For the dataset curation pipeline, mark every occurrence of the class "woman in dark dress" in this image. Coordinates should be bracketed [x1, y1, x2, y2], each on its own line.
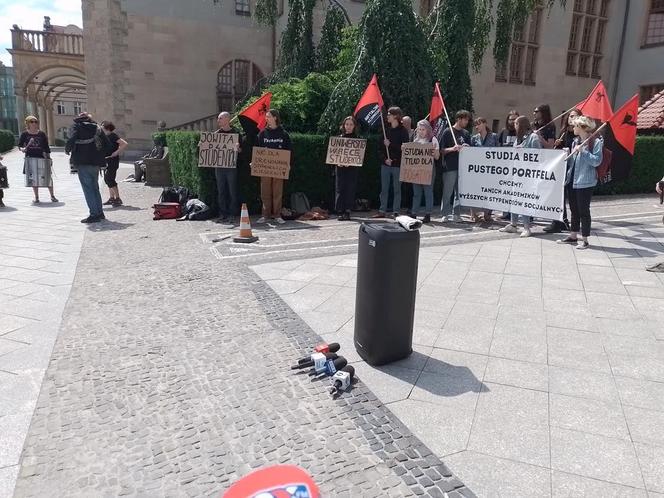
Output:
[101, 121, 128, 206]
[18, 115, 57, 204]
[334, 116, 361, 221]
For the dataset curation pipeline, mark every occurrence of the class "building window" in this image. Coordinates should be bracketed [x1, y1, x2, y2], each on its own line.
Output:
[235, 0, 250, 16]
[640, 83, 664, 104]
[217, 59, 264, 111]
[73, 101, 83, 115]
[56, 101, 65, 115]
[566, 0, 610, 77]
[495, 9, 541, 85]
[644, 0, 664, 46]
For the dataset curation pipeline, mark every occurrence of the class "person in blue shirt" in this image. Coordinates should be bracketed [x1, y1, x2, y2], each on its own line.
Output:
[557, 115, 603, 250]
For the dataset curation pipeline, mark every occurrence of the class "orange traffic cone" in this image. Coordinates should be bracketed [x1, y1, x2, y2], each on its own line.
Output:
[233, 203, 259, 243]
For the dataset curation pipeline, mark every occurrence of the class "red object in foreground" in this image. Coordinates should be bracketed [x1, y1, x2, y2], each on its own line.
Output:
[314, 342, 339, 354]
[576, 80, 613, 122]
[223, 465, 320, 498]
[152, 202, 182, 220]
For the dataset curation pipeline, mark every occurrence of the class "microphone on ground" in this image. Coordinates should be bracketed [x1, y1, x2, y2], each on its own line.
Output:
[329, 365, 355, 396]
[309, 356, 347, 377]
[291, 352, 338, 371]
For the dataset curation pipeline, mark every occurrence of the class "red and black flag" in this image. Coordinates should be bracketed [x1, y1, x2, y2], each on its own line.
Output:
[239, 92, 272, 137]
[603, 94, 638, 182]
[354, 74, 385, 128]
[576, 81, 613, 122]
[429, 82, 449, 140]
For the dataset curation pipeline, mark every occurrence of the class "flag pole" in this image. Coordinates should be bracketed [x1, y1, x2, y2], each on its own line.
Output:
[379, 112, 391, 161]
[437, 84, 457, 146]
[563, 122, 607, 161]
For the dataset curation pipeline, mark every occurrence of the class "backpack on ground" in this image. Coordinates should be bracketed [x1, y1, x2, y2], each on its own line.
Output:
[159, 186, 190, 205]
[290, 192, 311, 215]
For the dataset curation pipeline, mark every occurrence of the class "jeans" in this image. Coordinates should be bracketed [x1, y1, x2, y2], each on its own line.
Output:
[510, 212, 532, 228]
[568, 185, 594, 237]
[335, 166, 359, 213]
[215, 167, 238, 217]
[379, 165, 401, 214]
[77, 165, 103, 217]
[441, 170, 460, 217]
[411, 170, 435, 215]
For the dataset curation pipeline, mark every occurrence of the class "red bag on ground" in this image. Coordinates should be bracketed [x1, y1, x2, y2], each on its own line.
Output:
[223, 465, 320, 498]
[153, 202, 181, 220]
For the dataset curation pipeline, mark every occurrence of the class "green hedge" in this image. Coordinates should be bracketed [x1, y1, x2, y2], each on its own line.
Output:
[0, 129, 14, 153]
[596, 137, 664, 195]
[162, 133, 664, 214]
[164, 131, 385, 214]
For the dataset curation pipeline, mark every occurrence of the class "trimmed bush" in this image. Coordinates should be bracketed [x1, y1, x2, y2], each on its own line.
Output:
[0, 129, 14, 153]
[596, 137, 664, 195]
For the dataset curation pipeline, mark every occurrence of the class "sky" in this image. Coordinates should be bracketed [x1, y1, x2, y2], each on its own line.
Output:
[0, 0, 82, 67]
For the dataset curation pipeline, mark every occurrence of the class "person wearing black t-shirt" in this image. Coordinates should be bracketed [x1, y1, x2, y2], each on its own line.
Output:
[256, 109, 291, 224]
[374, 106, 410, 218]
[18, 115, 57, 204]
[101, 121, 128, 207]
[334, 116, 361, 221]
[441, 110, 472, 222]
[497, 110, 519, 147]
[533, 104, 556, 149]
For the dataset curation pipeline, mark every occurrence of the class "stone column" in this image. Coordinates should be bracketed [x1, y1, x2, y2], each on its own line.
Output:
[15, 89, 28, 127]
[46, 105, 55, 145]
[37, 105, 47, 137]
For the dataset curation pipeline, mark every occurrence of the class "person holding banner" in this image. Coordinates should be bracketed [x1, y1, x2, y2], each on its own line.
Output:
[441, 110, 472, 222]
[498, 110, 519, 147]
[374, 107, 410, 219]
[215, 111, 241, 223]
[335, 116, 361, 221]
[408, 120, 440, 224]
[543, 108, 583, 233]
[470, 117, 498, 222]
[499, 116, 541, 237]
[557, 116, 603, 250]
[533, 104, 556, 149]
[256, 109, 291, 224]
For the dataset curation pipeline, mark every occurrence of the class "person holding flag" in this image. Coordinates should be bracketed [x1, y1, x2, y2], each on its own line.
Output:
[441, 110, 472, 223]
[375, 107, 410, 218]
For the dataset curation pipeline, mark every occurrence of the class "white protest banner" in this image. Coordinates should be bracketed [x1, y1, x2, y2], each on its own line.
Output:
[458, 147, 566, 221]
[325, 137, 367, 167]
[198, 132, 238, 168]
[399, 142, 435, 185]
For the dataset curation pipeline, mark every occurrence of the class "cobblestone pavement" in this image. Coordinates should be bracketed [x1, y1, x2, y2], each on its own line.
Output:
[254, 198, 664, 497]
[6, 153, 478, 497]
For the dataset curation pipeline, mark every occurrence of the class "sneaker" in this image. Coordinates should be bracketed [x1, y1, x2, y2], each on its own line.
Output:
[32, 199, 40, 204]
[256, 216, 267, 224]
[646, 262, 664, 273]
[392, 213, 399, 219]
[452, 215, 463, 222]
[50, 196, 59, 203]
[103, 198, 115, 205]
[557, 236, 578, 244]
[371, 212, 386, 218]
[520, 229, 532, 238]
[441, 215, 452, 223]
[576, 240, 589, 250]
[112, 198, 123, 206]
[80, 215, 103, 223]
[275, 217, 286, 225]
[422, 214, 431, 224]
[499, 224, 518, 233]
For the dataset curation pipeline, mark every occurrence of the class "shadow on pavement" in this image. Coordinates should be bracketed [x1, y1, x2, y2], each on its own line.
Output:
[86, 220, 134, 232]
[34, 202, 65, 208]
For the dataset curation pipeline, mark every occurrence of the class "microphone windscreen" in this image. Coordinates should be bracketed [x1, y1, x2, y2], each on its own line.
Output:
[328, 342, 341, 353]
[342, 365, 355, 378]
[333, 357, 348, 370]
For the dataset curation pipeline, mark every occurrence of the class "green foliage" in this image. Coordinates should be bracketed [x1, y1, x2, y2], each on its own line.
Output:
[242, 73, 336, 134]
[254, 0, 278, 26]
[276, 0, 316, 79]
[0, 129, 14, 152]
[596, 137, 664, 195]
[316, 6, 347, 73]
[319, 0, 434, 133]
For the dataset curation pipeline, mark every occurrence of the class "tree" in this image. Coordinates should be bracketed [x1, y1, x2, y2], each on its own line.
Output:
[318, 0, 434, 132]
[316, 6, 347, 73]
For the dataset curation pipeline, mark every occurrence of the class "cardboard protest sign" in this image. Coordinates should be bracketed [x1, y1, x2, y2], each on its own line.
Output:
[458, 147, 566, 221]
[325, 137, 367, 167]
[399, 142, 435, 185]
[198, 132, 238, 168]
[251, 147, 291, 180]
